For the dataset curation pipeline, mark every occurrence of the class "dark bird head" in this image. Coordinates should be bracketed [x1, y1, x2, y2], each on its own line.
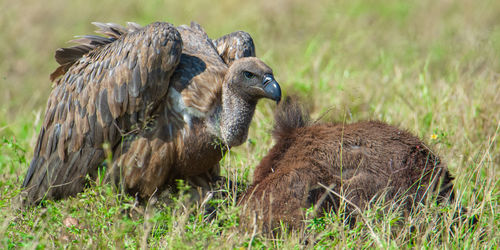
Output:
[217, 57, 281, 147]
[224, 57, 281, 104]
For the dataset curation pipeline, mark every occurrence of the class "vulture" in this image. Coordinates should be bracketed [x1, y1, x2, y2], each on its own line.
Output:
[239, 97, 456, 232]
[21, 21, 281, 205]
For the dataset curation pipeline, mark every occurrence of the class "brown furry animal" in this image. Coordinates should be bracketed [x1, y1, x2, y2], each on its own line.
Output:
[239, 97, 455, 232]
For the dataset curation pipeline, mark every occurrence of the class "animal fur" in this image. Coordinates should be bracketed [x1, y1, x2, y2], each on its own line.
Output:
[239, 97, 455, 232]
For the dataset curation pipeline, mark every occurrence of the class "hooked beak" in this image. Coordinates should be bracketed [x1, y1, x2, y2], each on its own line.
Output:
[262, 74, 281, 103]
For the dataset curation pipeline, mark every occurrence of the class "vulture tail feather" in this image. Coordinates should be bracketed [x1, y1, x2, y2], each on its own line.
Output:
[50, 22, 143, 82]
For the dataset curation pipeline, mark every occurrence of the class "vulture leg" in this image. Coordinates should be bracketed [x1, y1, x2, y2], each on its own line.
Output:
[212, 31, 256, 64]
[184, 164, 221, 202]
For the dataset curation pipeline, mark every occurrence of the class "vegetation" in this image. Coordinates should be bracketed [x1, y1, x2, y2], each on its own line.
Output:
[1, 0, 498, 248]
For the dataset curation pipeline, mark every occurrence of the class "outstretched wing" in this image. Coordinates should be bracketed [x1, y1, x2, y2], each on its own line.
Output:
[112, 22, 230, 199]
[212, 30, 256, 65]
[22, 22, 183, 205]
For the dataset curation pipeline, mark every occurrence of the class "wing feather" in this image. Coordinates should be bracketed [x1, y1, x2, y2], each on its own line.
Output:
[212, 31, 256, 64]
[22, 22, 183, 205]
[174, 28, 256, 116]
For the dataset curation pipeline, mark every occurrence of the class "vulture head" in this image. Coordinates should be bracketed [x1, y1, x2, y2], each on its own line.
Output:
[218, 57, 281, 147]
[224, 57, 281, 102]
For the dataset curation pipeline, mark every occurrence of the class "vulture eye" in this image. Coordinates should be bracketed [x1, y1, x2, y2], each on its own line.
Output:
[243, 71, 255, 80]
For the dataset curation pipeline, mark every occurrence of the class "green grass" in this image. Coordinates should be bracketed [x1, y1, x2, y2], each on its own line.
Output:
[1, 0, 499, 248]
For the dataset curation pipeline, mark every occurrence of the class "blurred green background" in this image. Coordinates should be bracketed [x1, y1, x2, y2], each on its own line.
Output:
[1, 0, 499, 120]
[0, 0, 498, 248]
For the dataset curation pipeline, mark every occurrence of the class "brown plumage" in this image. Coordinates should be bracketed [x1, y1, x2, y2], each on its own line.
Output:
[21, 21, 281, 205]
[239, 97, 455, 232]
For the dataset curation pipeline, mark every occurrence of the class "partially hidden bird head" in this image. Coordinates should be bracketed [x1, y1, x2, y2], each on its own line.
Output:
[224, 57, 281, 104]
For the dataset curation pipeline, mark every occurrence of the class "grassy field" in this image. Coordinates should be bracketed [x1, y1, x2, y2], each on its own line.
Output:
[1, 0, 499, 248]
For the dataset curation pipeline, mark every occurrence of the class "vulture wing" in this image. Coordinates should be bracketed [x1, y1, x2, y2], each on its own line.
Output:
[212, 30, 256, 65]
[22, 22, 183, 204]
